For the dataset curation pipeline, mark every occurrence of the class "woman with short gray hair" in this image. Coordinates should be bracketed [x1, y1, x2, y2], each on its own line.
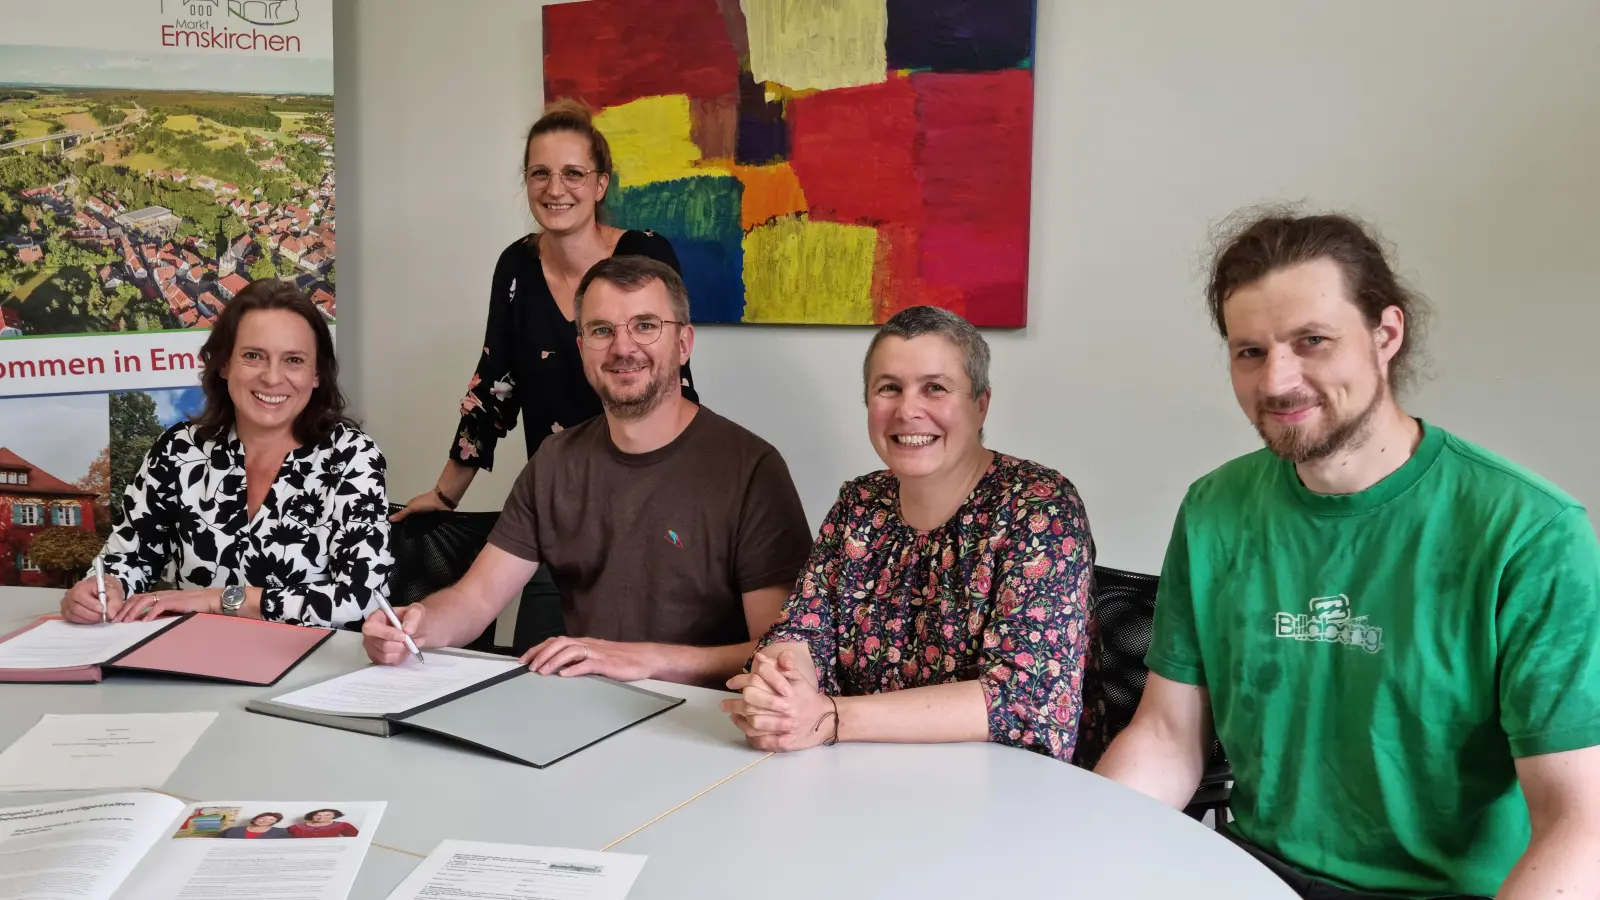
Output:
[724, 306, 1098, 763]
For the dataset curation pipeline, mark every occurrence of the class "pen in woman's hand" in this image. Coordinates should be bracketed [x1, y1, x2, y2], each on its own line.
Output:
[94, 557, 108, 624]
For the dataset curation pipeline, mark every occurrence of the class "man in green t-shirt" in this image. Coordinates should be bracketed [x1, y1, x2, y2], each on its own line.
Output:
[1095, 210, 1600, 899]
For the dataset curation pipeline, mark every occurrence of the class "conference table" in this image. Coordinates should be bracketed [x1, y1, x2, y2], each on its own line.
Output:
[0, 585, 1296, 899]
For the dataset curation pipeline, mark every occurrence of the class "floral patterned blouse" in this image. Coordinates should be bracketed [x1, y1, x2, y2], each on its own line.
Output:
[757, 454, 1098, 762]
[101, 422, 393, 630]
[449, 231, 700, 470]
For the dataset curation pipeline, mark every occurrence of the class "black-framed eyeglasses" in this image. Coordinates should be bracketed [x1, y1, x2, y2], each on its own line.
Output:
[581, 314, 685, 351]
[525, 165, 599, 189]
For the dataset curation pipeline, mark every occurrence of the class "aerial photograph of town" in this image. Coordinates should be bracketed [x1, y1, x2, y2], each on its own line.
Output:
[0, 77, 335, 339]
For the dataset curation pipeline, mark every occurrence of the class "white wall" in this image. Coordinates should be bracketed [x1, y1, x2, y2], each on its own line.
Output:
[340, 0, 1600, 574]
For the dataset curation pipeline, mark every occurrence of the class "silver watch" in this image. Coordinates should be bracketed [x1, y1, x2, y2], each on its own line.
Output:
[220, 585, 246, 616]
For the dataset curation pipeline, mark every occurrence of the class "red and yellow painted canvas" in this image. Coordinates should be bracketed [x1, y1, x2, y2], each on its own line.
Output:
[543, 0, 1037, 326]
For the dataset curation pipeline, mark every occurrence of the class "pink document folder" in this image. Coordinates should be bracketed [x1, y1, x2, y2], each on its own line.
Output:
[0, 614, 332, 686]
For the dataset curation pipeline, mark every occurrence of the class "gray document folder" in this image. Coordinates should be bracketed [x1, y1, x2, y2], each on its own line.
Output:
[390, 672, 683, 768]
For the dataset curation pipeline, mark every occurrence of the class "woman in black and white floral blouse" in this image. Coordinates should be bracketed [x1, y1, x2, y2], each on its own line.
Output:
[59, 280, 393, 630]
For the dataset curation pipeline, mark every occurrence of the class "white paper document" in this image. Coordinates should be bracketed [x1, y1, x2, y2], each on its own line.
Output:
[0, 619, 178, 670]
[0, 712, 217, 792]
[0, 792, 179, 900]
[385, 840, 647, 900]
[0, 793, 385, 900]
[269, 654, 523, 717]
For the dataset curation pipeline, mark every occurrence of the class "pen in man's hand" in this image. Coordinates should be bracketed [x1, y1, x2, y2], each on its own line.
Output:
[374, 594, 425, 663]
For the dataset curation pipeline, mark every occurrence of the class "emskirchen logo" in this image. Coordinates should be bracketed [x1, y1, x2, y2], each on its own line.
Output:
[228, 0, 299, 26]
[1274, 593, 1384, 654]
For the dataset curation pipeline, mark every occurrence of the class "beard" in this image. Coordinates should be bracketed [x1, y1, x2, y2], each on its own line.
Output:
[1254, 375, 1387, 464]
[597, 355, 677, 420]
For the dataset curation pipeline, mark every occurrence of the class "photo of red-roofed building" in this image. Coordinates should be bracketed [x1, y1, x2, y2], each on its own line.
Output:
[299, 249, 329, 274]
[196, 290, 222, 321]
[0, 448, 100, 587]
[311, 287, 336, 319]
[218, 273, 250, 300]
[164, 282, 198, 326]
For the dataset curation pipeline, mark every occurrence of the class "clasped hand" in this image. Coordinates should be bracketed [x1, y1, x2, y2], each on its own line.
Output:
[721, 650, 837, 752]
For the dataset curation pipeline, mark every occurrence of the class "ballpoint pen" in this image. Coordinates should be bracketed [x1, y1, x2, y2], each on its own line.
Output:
[373, 593, 424, 663]
[94, 556, 108, 623]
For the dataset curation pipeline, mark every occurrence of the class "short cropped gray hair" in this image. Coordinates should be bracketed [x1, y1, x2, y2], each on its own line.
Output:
[862, 305, 991, 400]
[574, 255, 691, 325]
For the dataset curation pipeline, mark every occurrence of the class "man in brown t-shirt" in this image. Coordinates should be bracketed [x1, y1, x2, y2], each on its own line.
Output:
[362, 256, 813, 687]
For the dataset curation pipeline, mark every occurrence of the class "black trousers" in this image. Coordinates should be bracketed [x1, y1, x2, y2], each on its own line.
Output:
[1221, 830, 1490, 900]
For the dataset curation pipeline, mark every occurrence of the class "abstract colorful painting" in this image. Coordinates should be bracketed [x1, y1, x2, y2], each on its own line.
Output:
[543, 0, 1037, 326]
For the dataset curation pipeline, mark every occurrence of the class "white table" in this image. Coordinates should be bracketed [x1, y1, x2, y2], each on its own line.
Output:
[0, 586, 1295, 898]
[613, 743, 1296, 899]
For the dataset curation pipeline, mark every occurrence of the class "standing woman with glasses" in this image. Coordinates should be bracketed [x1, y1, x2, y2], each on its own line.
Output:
[392, 98, 700, 520]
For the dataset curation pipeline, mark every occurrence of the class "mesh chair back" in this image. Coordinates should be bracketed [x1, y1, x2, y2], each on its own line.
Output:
[1085, 564, 1229, 777]
[384, 506, 566, 650]
[387, 507, 501, 607]
[1089, 565, 1161, 744]
[385, 506, 567, 654]
[385, 507, 502, 649]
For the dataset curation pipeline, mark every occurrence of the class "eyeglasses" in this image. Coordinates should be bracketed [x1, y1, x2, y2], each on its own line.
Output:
[525, 165, 599, 189]
[581, 314, 685, 351]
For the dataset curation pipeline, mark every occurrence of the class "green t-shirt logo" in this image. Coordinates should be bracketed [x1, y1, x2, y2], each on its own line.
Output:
[1273, 593, 1384, 654]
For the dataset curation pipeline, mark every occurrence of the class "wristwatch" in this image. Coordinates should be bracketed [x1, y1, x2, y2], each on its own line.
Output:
[220, 585, 246, 616]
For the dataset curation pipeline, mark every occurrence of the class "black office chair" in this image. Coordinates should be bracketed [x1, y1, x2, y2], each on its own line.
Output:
[386, 505, 565, 655]
[1085, 565, 1233, 822]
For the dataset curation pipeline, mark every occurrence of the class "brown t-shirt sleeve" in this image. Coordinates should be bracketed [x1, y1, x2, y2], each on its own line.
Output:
[486, 453, 542, 563]
[734, 449, 814, 595]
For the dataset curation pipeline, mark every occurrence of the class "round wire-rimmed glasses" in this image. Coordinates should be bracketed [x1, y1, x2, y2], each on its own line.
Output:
[580, 314, 686, 351]
[524, 165, 600, 189]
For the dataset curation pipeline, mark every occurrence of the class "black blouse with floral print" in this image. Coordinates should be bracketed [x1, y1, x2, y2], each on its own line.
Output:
[101, 422, 393, 630]
[449, 231, 700, 470]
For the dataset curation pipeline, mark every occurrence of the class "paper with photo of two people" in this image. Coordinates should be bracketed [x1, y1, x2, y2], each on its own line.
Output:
[0, 792, 384, 900]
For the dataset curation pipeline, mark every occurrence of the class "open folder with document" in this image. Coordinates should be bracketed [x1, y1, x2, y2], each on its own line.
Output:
[0, 614, 332, 686]
[248, 651, 685, 767]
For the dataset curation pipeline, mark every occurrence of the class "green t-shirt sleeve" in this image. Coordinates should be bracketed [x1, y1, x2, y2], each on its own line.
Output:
[1146, 499, 1207, 687]
[1498, 506, 1600, 758]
